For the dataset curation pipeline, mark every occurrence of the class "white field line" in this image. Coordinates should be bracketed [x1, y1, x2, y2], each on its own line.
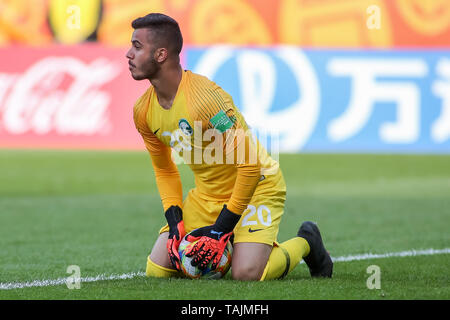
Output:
[300, 247, 450, 264]
[1, 248, 449, 290]
[331, 247, 450, 263]
[0, 271, 146, 290]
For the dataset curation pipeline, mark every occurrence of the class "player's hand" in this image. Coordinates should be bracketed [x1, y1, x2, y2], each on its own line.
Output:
[185, 205, 240, 270]
[165, 205, 185, 271]
[185, 226, 233, 270]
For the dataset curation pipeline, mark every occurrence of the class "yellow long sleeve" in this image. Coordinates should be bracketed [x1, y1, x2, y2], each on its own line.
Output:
[134, 92, 183, 211]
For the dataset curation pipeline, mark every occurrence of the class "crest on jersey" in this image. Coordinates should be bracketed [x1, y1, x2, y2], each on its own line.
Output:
[178, 118, 193, 136]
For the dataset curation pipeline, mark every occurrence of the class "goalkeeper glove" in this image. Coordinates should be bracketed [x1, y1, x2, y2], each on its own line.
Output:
[185, 205, 241, 270]
[165, 205, 185, 271]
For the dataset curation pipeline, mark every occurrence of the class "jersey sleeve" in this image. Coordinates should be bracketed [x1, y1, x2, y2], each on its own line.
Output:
[189, 81, 262, 215]
[133, 92, 183, 212]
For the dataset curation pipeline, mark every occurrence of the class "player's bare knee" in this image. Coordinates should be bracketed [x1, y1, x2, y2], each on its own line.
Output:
[149, 232, 173, 269]
[231, 242, 271, 281]
[231, 263, 264, 281]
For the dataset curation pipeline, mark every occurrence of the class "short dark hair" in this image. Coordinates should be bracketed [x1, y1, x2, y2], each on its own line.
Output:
[131, 13, 183, 55]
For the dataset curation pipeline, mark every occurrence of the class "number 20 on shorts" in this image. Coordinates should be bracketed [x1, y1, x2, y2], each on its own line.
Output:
[241, 205, 272, 227]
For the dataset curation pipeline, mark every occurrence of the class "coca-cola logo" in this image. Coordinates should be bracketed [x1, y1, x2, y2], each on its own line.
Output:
[0, 57, 120, 135]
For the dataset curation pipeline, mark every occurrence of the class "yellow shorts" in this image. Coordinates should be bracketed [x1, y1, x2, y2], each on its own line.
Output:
[159, 171, 286, 246]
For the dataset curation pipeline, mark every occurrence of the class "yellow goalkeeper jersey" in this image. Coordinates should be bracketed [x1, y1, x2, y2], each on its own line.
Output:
[134, 70, 282, 215]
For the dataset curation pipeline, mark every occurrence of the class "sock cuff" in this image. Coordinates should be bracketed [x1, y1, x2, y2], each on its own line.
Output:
[259, 262, 270, 281]
[277, 246, 291, 279]
[146, 256, 179, 278]
[259, 245, 291, 281]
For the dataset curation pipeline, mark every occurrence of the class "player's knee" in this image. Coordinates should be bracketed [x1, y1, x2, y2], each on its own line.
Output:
[231, 263, 265, 281]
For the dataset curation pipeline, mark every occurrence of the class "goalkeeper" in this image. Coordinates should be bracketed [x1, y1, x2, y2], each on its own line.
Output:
[128, 13, 333, 281]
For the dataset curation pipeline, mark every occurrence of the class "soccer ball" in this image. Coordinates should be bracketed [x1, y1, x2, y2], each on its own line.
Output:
[178, 233, 233, 279]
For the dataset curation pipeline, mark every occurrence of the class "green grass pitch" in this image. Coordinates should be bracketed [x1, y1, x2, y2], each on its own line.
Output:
[0, 150, 449, 300]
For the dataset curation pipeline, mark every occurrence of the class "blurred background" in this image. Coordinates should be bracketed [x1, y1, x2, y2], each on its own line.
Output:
[1, 0, 449, 153]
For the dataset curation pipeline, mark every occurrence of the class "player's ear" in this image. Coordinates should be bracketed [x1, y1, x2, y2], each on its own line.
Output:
[154, 48, 168, 63]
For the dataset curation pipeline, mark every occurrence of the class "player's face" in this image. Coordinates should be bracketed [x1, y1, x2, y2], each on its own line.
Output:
[126, 29, 160, 80]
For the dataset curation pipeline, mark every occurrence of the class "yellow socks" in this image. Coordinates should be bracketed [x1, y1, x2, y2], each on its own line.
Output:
[260, 237, 310, 281]
[146, 255, 180, 278]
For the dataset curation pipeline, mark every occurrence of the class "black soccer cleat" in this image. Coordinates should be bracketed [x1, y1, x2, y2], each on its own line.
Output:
[297, 221, 333, 278]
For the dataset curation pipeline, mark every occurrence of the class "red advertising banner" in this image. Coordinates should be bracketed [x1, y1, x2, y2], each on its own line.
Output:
[0, 45, 148, 149]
